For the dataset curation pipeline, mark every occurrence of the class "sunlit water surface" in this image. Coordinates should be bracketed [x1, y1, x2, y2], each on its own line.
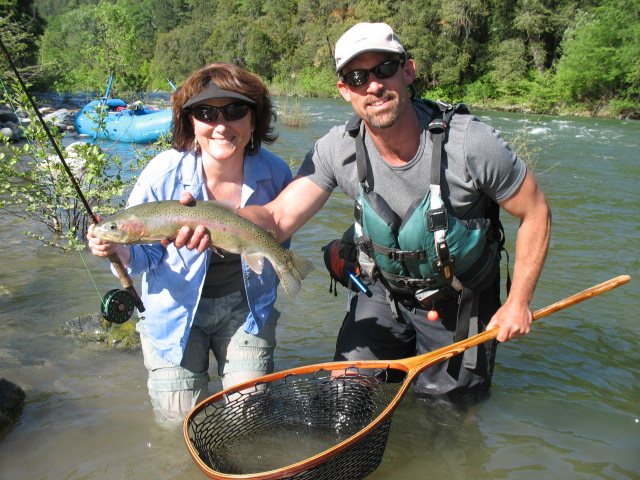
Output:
[0, 97, 638, 479]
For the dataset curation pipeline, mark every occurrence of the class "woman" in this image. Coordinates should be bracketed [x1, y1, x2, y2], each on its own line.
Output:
[87, 63, 293, 422]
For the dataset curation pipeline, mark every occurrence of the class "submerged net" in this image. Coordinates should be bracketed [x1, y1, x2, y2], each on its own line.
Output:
[186, 367, 406, 480]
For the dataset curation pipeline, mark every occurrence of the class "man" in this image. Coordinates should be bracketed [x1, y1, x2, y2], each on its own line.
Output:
[177, 22, 551, 401]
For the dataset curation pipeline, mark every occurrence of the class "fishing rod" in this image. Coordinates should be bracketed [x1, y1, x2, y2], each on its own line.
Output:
[0, 36, 145, 323]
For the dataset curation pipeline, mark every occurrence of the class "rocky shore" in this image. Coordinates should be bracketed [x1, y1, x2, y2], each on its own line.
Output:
[0, 96, 82, 141]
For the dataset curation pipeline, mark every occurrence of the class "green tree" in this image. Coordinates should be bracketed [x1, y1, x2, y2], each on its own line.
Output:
[245, 25, 279, 80]
[33, 0, 97, 18]
[555, 0, 640, 107]
[488, 38, 529, 93]
[262, 0, 299, 79]
[353, 0, 396, 22]
[149, 0, 189, 32]
[89, 1, 142, 86]
[393, 0, 488, 97]
[513, 0, 555, 74]
[38, 1, 143, 91]
[204, 14, 248, 66]
[267, 0, 354, 96]
[293, 0, 354, 71]
[238, 0, 264, 19]
[150, 20, 214, 85]
[0, 0, 45, 80]
[38, 7, 100, 90]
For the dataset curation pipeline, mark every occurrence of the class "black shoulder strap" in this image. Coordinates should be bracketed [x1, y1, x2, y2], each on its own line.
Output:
[346, 115, 361, 137]
[345, 115, 368, 187]
[354, 123, 368, 188]
[427, 100, 469, 186]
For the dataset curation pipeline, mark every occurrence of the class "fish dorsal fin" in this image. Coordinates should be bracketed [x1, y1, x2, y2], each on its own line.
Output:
[266, 229, 277, 240]
[242, 252, 264, 274]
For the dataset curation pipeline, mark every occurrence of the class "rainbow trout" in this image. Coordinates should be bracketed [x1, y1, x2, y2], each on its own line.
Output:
[91, 200, 314, 298]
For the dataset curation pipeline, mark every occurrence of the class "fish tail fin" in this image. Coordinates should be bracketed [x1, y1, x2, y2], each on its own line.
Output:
[290, 252, 315, 282]
[277, 252, 315, 298]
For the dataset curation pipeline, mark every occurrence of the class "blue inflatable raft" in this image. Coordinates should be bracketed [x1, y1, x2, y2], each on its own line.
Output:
[74, 98, 172, 144]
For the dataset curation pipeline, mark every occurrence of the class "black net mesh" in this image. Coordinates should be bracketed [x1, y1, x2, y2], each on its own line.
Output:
[186, 367, 406, 480]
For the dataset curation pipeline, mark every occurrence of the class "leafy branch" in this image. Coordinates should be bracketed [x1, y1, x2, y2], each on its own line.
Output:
[0, 81, 168, 251]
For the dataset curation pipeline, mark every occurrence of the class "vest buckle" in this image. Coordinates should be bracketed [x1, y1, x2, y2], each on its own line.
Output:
[396, 277, 436, 288]
[434, 241, 455, 280]
[386, 249, 426, 262]
[428, 118, 448, 134]
[427, 207, 448, 232]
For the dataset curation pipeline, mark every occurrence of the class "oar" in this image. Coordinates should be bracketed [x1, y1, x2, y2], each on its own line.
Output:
[103, 74, 114, 102]
[93, 74, 115, 141]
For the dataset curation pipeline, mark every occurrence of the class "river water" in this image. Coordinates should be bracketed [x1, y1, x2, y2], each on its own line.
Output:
[0, 97, 638, 479]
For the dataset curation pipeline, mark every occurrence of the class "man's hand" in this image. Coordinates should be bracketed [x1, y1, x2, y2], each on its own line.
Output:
[485, 300, 533, 342]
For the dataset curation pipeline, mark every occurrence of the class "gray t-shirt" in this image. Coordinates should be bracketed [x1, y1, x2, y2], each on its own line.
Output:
[298, 100, 527, 220]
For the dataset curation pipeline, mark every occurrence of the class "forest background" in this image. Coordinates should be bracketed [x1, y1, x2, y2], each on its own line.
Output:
[1, 0, 639, 118]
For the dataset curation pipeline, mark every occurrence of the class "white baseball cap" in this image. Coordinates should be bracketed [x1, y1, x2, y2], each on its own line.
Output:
[334, 23, 406, 73]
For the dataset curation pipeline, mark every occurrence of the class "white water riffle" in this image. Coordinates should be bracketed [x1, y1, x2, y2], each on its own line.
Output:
[0, 98, 638, 479]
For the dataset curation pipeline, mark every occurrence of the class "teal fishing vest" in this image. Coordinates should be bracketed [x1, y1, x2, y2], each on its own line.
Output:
[345, 100, 508, 372]
[356, 188, 498, 293]
[350, 100, 502, 297]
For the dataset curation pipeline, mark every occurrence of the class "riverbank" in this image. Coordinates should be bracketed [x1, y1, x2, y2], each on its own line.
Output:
[464, 100, 639, 120]
[268, 84, 639, 120]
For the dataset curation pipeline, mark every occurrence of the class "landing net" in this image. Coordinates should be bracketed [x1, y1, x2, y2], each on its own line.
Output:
[185, 276, 631, 480]
[186, 367, 404, 480]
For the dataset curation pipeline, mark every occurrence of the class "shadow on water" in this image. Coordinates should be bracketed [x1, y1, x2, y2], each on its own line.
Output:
[0, 98, 638, 479]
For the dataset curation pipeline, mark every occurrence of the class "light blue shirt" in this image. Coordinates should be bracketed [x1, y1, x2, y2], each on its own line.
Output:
[122, 148, 292, 365]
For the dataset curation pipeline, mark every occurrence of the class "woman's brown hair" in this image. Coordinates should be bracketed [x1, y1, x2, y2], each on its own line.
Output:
[171, 63, 277, 156]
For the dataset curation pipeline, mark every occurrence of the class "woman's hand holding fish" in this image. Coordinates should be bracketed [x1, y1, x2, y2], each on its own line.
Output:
[87, 222, 131, 266]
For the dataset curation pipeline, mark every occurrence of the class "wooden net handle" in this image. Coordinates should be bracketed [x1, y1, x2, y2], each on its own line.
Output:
[531, 275, 631, 320]
[400, 274, 632, 372]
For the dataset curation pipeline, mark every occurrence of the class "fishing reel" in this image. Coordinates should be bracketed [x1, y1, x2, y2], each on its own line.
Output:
[101, 288, 136, 324]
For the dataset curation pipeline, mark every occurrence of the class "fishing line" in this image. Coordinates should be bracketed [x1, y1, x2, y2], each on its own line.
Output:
[0, 35, 144, 323]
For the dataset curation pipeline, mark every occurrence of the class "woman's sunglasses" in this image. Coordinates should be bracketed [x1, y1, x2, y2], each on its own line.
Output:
[341, 59, 404, 87]
[189, 103, 253, 123]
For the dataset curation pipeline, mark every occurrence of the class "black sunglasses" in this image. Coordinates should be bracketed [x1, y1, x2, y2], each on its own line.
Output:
[341, 59, 405, 87]
[189, 103, 253, 123]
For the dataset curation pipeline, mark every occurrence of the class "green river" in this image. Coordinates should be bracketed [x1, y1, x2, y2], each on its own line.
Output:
[0, 97, 638, 479]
